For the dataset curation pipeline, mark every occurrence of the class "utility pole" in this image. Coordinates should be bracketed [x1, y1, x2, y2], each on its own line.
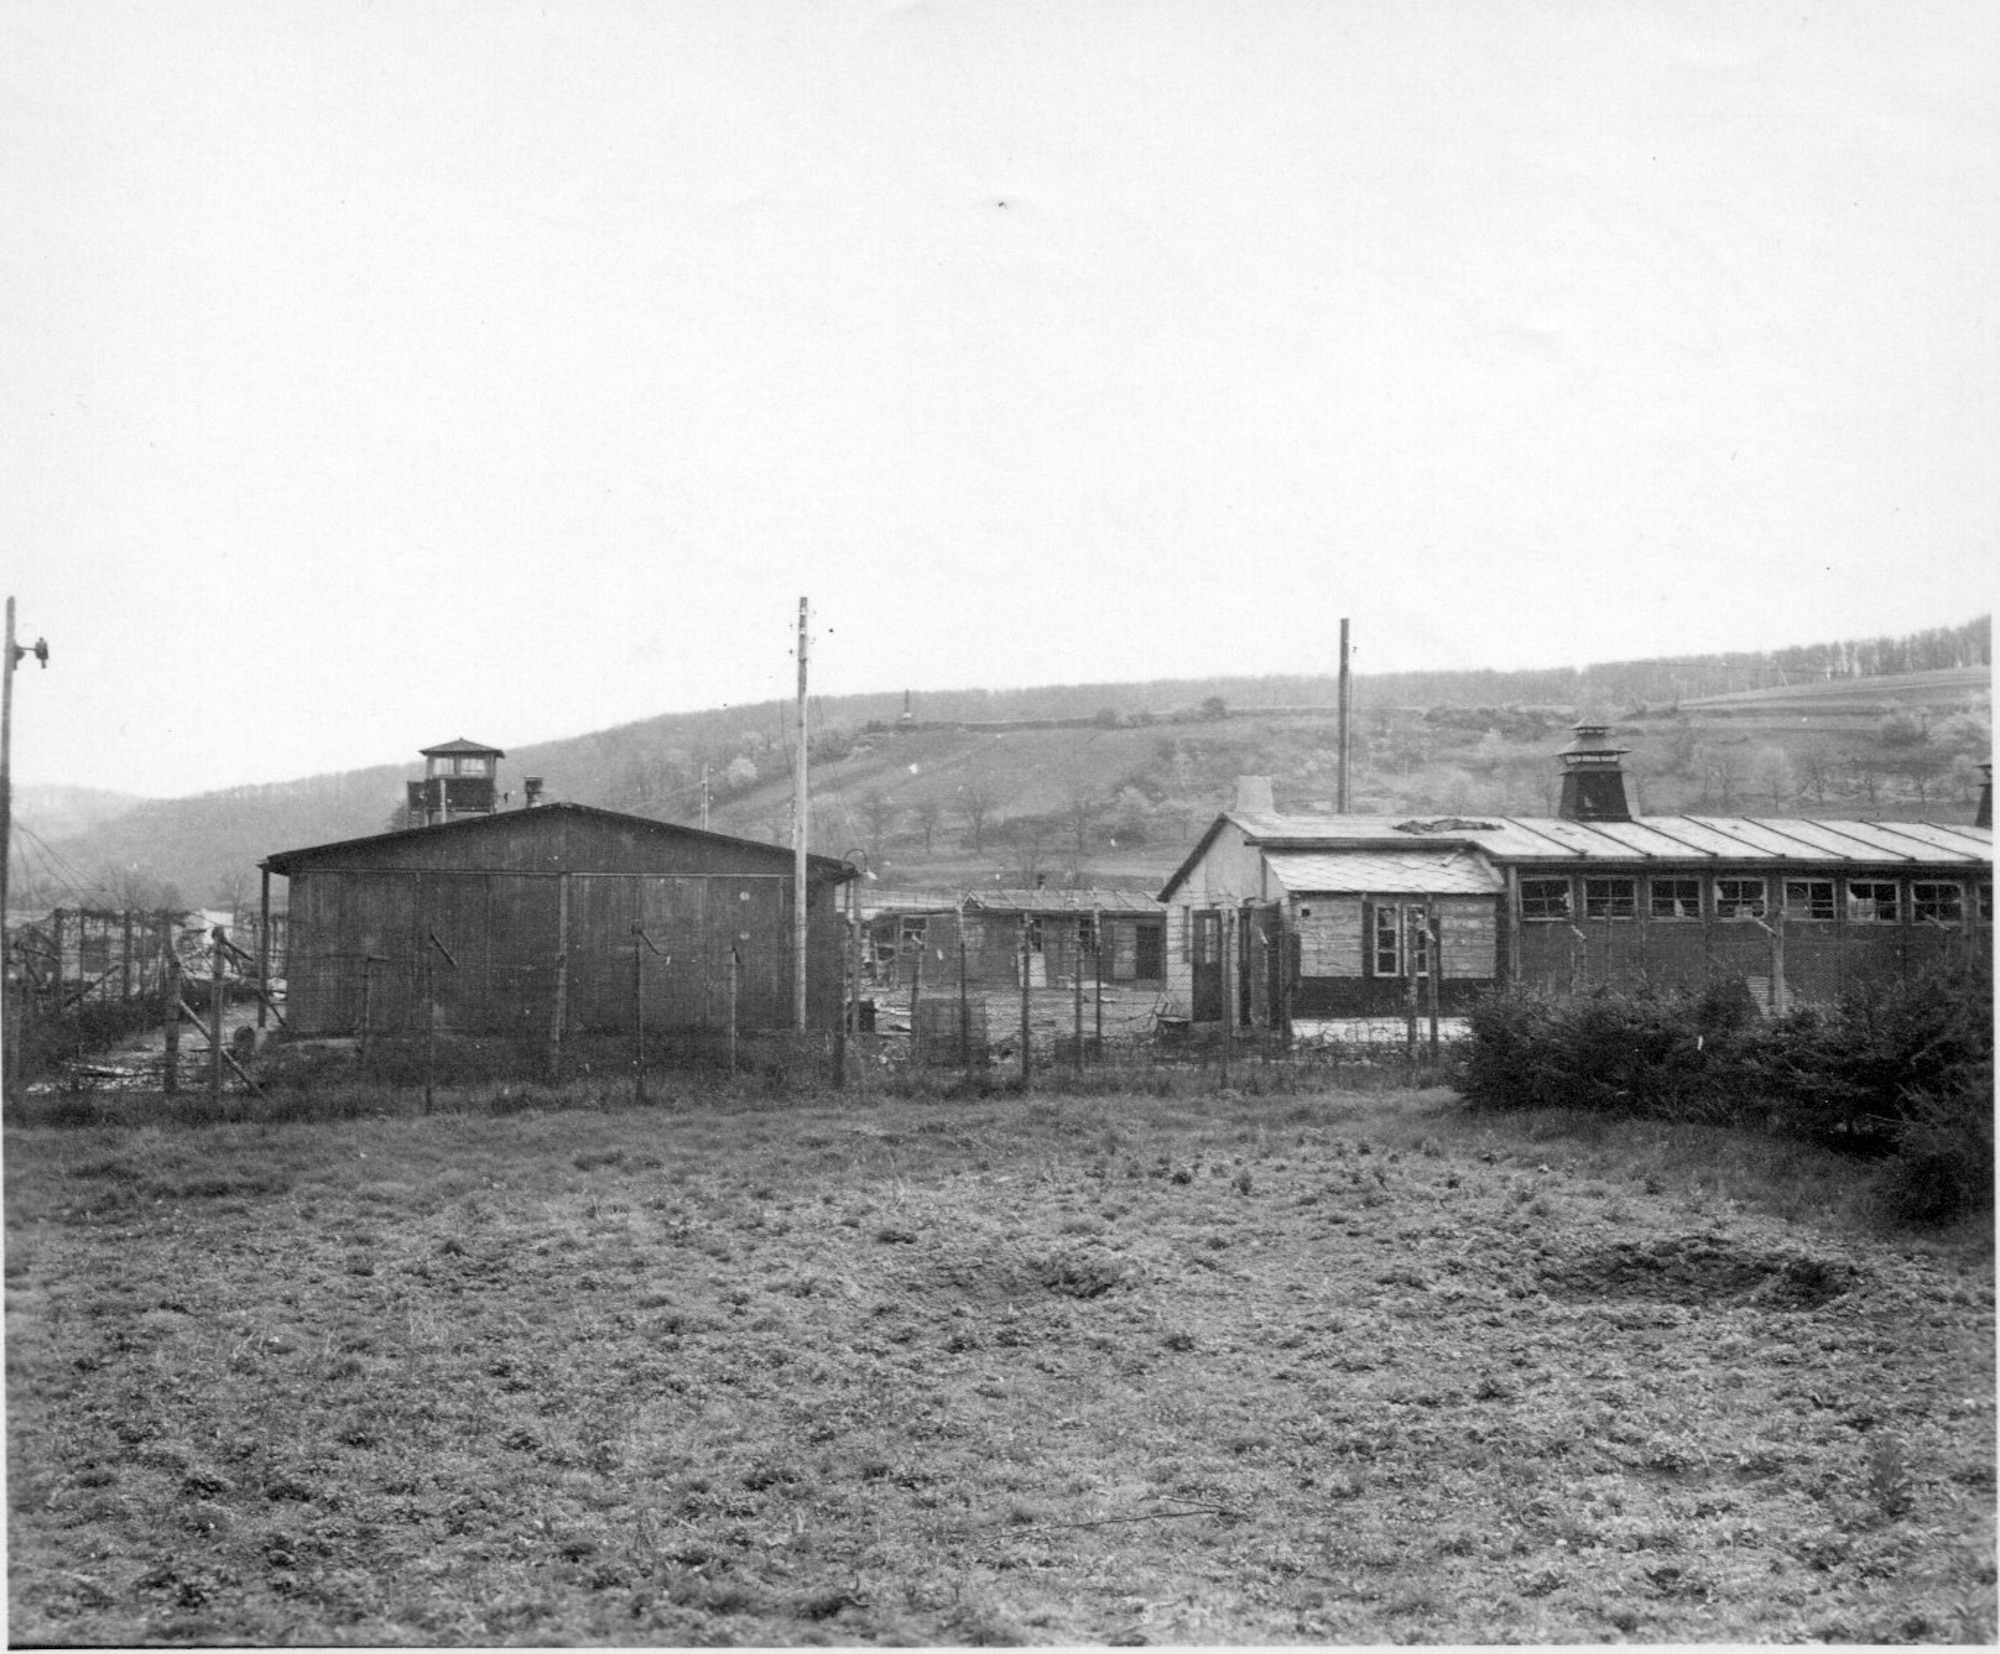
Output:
[793, 597, 810, 1031]
[2, 597, 50, 1098]
[1336, 617, 1351, 813]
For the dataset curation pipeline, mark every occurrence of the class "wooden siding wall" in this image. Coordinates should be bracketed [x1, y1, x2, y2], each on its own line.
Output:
[284, 866, 844, 1037]
[881, 913, 1167, 989]
[1178, 870, 1989, 1023]
[1505, 876, 1991, 1012]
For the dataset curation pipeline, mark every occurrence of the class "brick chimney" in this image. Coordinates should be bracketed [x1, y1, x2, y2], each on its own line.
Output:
[1978, 764, 1992, 830]
[1556, 724, 1632, 823]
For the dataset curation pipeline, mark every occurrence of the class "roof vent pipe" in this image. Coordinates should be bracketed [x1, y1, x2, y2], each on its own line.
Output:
[1555, 724, 1633, 823]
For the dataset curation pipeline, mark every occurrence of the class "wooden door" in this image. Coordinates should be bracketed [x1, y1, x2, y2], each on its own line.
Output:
[1191, 909, 1223, 1022]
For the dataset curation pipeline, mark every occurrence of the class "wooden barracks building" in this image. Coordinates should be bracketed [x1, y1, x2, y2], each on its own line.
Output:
[262, 740, 855, 1043]
[1159, 728, 1993, 1027]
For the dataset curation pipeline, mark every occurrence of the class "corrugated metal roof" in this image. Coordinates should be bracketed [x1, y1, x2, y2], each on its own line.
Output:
[858, 888, 960, 916]
[1853, 820, 1995, 861]
[1266, 851, 1504, 895]
[968, 888, 1164, 914]
[1225, 810, 1991, 867]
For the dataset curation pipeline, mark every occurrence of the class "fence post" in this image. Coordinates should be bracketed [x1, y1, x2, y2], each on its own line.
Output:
[209, 928, 226, 1104]
[1771, 907, 1787, 1016]
[549, 873, 570, 1083]
[1019, 917, 1032, 1088]
[1404, 908, 1420, 1083]
[1426, 903, 1442, 1070]
[1073, 926, 1085, 1072]
[256, 869, 270, 1032]
[958, 927, 970, 1070]
[632, 927, 647, 1106]
[1093, 911, 1103, 1052]
[426, 943, 438, 1114]
[1220, 908, 1234, 1088]
[728, 947, 739, 1077]
[359, 956, 376, 1060]
[163, 948, 181, 1096]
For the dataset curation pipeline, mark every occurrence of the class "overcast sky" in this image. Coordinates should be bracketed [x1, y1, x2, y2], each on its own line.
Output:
[3, 0, 1994, 799]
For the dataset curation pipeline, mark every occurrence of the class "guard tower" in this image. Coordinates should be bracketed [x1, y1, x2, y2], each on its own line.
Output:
[1555, 723, 1632, 823]
[407, 737, 505, 827]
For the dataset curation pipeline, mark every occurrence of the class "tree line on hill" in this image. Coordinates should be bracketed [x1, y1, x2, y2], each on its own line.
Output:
[8, 614, 1988, 913]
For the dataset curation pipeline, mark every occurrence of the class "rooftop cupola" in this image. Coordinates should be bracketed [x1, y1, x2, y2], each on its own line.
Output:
[407, 737, 505, 827]
[1556, 723, 1632, 823]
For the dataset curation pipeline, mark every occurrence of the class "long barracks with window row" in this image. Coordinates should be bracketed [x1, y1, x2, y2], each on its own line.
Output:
[1158, 729, 1992, 1026]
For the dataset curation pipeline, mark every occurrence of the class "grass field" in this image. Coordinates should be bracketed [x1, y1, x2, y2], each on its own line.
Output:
[6, 1084, 1994, 1645]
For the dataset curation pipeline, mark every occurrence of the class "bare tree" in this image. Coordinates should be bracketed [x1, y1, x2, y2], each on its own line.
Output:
[910, 796, 943, 855]
[955, 779, 997, 853]
[1695, 743, 1746, 812]
[997, 816, 1055, 887]
[1061, 786, 1105, 872]
[1796, 745, 1839, 808]
[859, 788, 899, 866]
[1752, 747, 1797, 813]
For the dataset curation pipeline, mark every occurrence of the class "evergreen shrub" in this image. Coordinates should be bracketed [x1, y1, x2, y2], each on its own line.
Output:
[1461, 960, 1994, 1225]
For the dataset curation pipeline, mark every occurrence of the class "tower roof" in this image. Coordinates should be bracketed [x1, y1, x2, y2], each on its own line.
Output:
[419, 737, 506, 758]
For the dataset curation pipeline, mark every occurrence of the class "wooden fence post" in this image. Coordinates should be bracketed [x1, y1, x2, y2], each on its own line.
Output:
[1426, 903, 1442, 1068]
[1220, 908, 1234, 1088]
[549, 873, 571, 1082]
[209, 928, 226, 1103]
[163, 949, 181, 1096]
[1019, 917, 1032, 1087]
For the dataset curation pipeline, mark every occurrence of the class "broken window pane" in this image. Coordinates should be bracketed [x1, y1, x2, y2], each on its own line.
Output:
[1847, 880, 1899, 923]
[1714, 878, 1767, 920]
[1519, 878, 1571, 921]
[1649, 877, 1702, 920]
[1583, 877, 1637, 919]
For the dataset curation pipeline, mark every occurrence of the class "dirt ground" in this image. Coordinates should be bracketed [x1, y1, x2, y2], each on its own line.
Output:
[5, 1087, 1991, 1645]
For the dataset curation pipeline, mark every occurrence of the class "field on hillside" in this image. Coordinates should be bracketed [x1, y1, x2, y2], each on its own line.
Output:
[7, 1089, 1993, 1646]
[1676, 667, 1992, 720]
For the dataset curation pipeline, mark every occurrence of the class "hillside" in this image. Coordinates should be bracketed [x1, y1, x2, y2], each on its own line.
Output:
[13, 657, 1987, 914]
[9, 785, 151, 845]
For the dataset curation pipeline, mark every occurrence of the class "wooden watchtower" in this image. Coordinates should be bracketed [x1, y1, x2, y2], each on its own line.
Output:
[406, 737, 505, 828]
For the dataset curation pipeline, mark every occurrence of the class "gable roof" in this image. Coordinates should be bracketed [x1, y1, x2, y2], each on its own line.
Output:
[1265, 850, 1505, 896]
[262, 801, 857, 881]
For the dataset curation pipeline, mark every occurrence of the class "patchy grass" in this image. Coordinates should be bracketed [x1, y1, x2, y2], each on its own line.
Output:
[6, 1087, 1993, 1645]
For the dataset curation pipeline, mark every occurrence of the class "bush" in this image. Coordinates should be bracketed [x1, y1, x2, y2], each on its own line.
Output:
[1461, 962, 1994, 1227]
[1460, 982, 1748, 1119]
[1875, 1054, 1995, 1226]
[1744, 960, 1994, 1152]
